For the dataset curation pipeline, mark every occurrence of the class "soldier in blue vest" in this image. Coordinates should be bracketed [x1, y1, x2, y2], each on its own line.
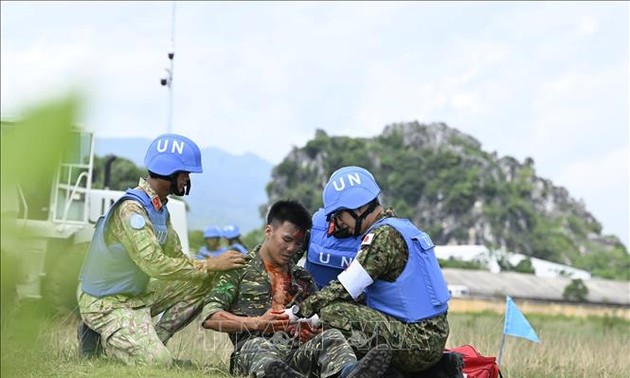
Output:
[77, 133, 247, 366]
[305, 207, 361, 289]
[299, 166, 451, 375]
[202, 200, 393, 378]
[305, 168, 370, 289]
[222, 224, 249, 254]
[196, 226, 227, 259]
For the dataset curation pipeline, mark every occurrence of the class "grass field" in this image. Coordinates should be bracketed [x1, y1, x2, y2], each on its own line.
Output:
[1, 304, 629, 378]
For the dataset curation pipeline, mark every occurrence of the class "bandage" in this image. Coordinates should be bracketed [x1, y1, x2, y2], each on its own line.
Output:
[283, 305, 299, 324]
[337, 260, 374, 300]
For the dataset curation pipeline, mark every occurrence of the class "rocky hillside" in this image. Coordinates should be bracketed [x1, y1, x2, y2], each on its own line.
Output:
[266, 122, 628, 280]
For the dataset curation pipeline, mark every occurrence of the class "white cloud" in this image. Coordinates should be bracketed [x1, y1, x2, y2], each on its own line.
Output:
[577, 15, 598, 36]
[1, 1, 628, 246]
[530, 65, 628, 163]
[556, 147, 629, 242]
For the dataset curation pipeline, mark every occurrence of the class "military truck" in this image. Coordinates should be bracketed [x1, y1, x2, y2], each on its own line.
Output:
[1, 122, 190, 315]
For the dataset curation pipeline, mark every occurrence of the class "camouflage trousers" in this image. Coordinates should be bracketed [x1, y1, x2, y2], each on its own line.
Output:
[234, 328, 357, 377]
[319, 302, 449, 373]
[78, 277, 211, 366]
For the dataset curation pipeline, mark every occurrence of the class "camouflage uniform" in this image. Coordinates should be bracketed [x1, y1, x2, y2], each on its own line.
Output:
[78, 178, 212, 366]
[203, 246, 358, 377]
[300, 210, 450, 373]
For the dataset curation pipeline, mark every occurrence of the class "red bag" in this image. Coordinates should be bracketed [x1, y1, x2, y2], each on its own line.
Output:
[448, 345, 502, 378]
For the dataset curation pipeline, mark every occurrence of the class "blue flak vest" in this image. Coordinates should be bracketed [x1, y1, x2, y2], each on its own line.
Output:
[305, 208, 362, 289]
[364, 217, 451, 323]
[80, 188, 169, 298]
[196, 246, 229, 260]
[229, 243, 248, 254]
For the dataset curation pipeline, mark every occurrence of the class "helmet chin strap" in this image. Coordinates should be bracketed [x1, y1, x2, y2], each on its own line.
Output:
[149, 171, 191, 196]
[170, 175, 191, 196]
[349, 201, 378, 236]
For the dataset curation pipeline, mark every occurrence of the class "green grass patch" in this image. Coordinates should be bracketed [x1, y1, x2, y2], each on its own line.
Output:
[2, 310, 629, 377]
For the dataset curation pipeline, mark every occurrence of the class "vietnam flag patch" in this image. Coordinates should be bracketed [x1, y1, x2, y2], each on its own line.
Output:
[152, 196, 162, 210]
[361, 233, 375, 245]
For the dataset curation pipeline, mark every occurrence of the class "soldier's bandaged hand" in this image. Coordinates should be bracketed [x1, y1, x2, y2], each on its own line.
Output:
[258, 309, 291, 334]
[297, 323, 320, 343]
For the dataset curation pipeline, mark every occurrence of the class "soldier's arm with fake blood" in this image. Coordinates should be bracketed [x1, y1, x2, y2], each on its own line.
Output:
[203, 308, 291, 334]
[299, 225, 407, 317]
[288, 268, 322, 342]
[202, 269, 290, 333]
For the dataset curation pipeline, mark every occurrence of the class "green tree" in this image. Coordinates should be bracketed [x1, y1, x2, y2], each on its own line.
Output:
[438, 257, 485, 270]
[92, 155, 145, 190]
[563, 279, 588, 302]
[514, 257, 535, 274]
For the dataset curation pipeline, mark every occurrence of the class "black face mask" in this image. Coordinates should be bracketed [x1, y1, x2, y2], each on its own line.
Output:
[327, 220, 354, 239]
[327, 201, 379, 238]
[170, 174, 191, 196]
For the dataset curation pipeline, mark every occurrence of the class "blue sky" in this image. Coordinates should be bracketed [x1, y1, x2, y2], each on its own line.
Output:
[1, 1, 628, 246]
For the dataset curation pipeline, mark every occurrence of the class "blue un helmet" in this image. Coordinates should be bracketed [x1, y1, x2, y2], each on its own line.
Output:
[144, 133, 203, 176]
[323, 166, 380, 217]
[223, 224, 241, 239]
[323, 166, 381, 235]
[203, 226, 222, 239]
[144, 133, 202, 196]
[328, 165, 376, 183]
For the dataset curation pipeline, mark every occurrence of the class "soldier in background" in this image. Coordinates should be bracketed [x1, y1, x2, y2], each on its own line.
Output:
[222, 224, 249, 254]
[202, 200, 392, 378]
[77, 133, 246, 365]
[196, 226, 226, 259]
[299, 166, 452, 375]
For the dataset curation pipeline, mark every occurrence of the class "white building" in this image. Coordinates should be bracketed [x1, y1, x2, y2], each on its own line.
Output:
[435, 245, 591, 280]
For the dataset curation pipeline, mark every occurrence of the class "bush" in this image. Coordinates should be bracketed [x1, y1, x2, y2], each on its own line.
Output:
[563, 279, 588, 302]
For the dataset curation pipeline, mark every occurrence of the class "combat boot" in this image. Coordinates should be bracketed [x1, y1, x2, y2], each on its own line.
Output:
[263, 360, 306, 378]
[342, 344, 392, 378]
[77, 320, 103, 358]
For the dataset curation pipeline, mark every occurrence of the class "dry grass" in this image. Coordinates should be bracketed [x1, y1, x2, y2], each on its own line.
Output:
[447, 312, 630, 378]
[2, 306, 629, 377]
[449, 297, 630, 320]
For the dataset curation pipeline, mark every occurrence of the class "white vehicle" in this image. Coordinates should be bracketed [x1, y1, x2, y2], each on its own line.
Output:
[1, 124, 189, 314]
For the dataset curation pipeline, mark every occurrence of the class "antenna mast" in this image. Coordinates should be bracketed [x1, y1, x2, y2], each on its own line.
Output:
[160, 1, 176, 133]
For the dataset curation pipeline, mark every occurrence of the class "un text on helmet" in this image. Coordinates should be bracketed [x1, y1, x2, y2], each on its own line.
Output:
[156, 139, 185, 154]
[332, 173, 361, 191]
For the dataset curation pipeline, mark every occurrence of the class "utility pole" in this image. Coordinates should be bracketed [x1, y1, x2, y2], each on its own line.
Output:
[160, 1, 176, 133]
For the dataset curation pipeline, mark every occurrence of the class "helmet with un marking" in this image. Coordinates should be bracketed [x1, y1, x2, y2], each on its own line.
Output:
[223, 225, 241, 239]
[203, 226, 222, 239]
[323, 166, 380, 218]
[144, 133, 203, 175]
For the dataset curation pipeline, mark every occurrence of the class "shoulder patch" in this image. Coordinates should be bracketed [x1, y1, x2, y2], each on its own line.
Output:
[129, 214, 146, 230]
[417, 232, 435, 250]
[361, 233, 375, 246]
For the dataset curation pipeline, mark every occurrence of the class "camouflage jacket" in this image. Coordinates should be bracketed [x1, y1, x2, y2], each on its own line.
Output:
[204, 245, 318, 346]
[83, 178, 208, 309]
[300, 209, 409, 317]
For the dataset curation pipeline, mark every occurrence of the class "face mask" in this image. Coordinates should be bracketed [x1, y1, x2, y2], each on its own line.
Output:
[170, 174, 191, 196]
[327, 220, 353, 238]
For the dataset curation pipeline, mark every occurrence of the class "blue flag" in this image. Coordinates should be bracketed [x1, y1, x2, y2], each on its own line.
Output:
[503, 296, 540, 342]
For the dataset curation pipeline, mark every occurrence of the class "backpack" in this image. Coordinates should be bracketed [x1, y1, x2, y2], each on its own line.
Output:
[448, 345, 502, 378]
